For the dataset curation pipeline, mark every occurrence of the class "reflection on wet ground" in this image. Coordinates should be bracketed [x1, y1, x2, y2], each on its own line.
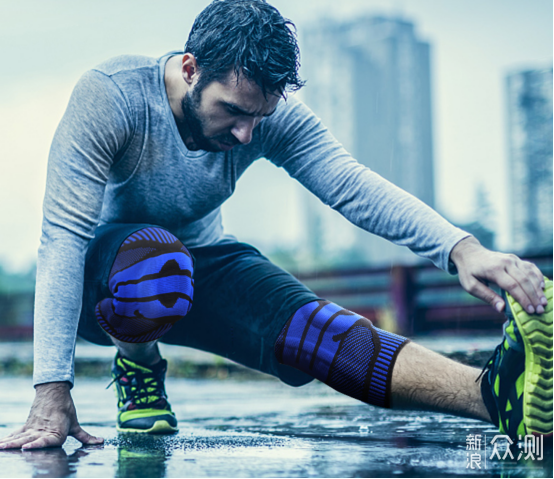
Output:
[1, 377, 552, 478]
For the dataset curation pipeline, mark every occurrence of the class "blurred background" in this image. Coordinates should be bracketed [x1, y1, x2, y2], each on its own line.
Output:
[0, 0, 552, 340]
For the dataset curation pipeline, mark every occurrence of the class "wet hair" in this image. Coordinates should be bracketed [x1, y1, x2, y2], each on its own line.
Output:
[184, 0, 305, 96]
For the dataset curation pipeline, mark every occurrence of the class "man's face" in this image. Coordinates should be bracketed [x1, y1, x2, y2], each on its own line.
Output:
[180, 71, 281, 153]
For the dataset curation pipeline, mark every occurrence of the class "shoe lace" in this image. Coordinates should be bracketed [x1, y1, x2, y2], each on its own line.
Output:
[107, 366, 165, 407]
[476, 342, 502, 383]
[476, 318, 522, 385]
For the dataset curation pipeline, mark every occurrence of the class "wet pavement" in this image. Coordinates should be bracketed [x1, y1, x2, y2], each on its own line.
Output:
[0, 376, 552, 478]
[0, 335, 503, 378]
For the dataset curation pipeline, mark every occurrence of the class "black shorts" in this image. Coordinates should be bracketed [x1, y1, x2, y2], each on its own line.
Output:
[78, 223, 319, 386]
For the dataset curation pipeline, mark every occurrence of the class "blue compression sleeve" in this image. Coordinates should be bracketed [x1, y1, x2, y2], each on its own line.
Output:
[96, 227, 194, 343]
[275, 300, 409, 407]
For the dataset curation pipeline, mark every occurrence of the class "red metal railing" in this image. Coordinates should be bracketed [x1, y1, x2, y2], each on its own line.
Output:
[296, 254, 553, 335]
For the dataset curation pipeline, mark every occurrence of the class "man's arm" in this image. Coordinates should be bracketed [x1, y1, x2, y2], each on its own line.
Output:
[262, 97, 547, 311]
[0, 69, 133, 449]
[262, 97, 468, 272]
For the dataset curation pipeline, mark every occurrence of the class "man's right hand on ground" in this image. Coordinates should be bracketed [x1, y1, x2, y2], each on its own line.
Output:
[0, 382, 104, 450]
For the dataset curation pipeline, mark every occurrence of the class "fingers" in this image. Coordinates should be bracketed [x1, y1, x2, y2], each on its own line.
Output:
[0, 435, 26, 450]
[0, 431, 33, 449]
[1, 426, 25, 440]
[0, 427, 102, 450]
[518, 262, 547, 312]
[500, 257, 546, 314]
[464, 277, 505, 312]
[70, 426, 104, 446]
[460, 252, 547, 315]
[0, 430, 64, 450]
[21, 434, 66, 450]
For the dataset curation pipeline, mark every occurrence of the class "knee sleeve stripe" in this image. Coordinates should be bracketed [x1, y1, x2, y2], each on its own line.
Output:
[124, 227, 181, 245]
[275, 300, 409, 408]
[114, 274, 193, 299]
[111, 247, 156, 275]
[280, 300, 364, 380]
[112, 296, 192, 320]
[367, 328, 408, 406]
[96, 299, 161, 337]
[280, 301, 365, 382]
[96, 303, 173, 343]
[310, 309, 359, 370]
[96, 227, 194, 343]
[109, 252, 193, 291]
[291, 302, 346, 370]
[296, 301, 327, 362]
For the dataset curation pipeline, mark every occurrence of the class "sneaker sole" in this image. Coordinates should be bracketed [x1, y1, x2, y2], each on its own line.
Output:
[116, 420, 179, 434]
[507, 280, 553, 436]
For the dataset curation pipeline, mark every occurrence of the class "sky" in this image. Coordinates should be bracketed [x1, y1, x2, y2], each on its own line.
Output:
[0, 0, 552, 272]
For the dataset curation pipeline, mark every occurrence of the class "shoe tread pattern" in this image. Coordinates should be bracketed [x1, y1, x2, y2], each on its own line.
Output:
[507, 280, 553, 435]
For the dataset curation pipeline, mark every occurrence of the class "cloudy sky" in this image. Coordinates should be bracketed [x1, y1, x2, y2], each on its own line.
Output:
[0, 0, 551, 271]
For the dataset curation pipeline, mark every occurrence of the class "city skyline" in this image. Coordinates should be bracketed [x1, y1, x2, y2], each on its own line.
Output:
[506, 67, 553, 254]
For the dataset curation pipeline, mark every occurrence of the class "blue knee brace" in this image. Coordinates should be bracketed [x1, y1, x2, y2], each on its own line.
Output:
[275, 300, 409, 407]
[96, 227, 194, 343]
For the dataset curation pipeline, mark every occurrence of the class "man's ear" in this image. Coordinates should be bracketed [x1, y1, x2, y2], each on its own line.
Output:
[181, 53, 199, 86]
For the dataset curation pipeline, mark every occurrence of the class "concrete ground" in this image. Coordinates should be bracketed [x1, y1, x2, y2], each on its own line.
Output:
[0, 336, 552, 477]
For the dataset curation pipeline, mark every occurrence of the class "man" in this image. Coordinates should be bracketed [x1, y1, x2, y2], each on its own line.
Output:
[0, 0, 551, 449]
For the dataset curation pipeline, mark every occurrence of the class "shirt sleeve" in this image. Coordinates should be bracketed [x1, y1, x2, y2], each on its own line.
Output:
[261, 96, 470, 273]
[33, 69, 133, 387]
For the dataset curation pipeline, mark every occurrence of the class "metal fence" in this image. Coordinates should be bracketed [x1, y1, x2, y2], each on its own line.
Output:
[297, 254, 553, 335]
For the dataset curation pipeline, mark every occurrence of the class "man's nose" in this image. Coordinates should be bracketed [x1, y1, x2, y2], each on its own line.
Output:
[231, 118, 257, 145]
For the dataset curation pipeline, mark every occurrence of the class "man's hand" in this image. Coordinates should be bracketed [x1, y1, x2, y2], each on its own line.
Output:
[0, 382, 104, 450]
[450, 236, 547, 314]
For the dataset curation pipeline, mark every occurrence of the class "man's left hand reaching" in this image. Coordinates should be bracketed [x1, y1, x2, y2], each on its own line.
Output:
[450, 236, 547, 314]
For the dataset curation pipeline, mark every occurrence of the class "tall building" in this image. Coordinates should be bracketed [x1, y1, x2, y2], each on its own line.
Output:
[300, 16, 435, 267]
[506, 68, 553, 254]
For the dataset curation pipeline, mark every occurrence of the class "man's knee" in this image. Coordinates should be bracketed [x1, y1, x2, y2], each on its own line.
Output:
[274, 300, 409, 407]
[96, 227, 194, 343]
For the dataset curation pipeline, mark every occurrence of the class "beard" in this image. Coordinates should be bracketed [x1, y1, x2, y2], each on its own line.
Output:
[180, 88, 238, 153]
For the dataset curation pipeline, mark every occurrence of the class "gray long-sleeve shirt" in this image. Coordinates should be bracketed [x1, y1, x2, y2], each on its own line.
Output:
[34, 53, 469, 386]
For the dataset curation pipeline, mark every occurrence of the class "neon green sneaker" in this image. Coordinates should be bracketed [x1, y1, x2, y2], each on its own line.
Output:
[480, 278, 553, 441]
[110, 353, 178, 434]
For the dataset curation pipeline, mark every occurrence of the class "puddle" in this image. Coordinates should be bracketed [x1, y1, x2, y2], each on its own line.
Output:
[0, 377, 552, 477]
